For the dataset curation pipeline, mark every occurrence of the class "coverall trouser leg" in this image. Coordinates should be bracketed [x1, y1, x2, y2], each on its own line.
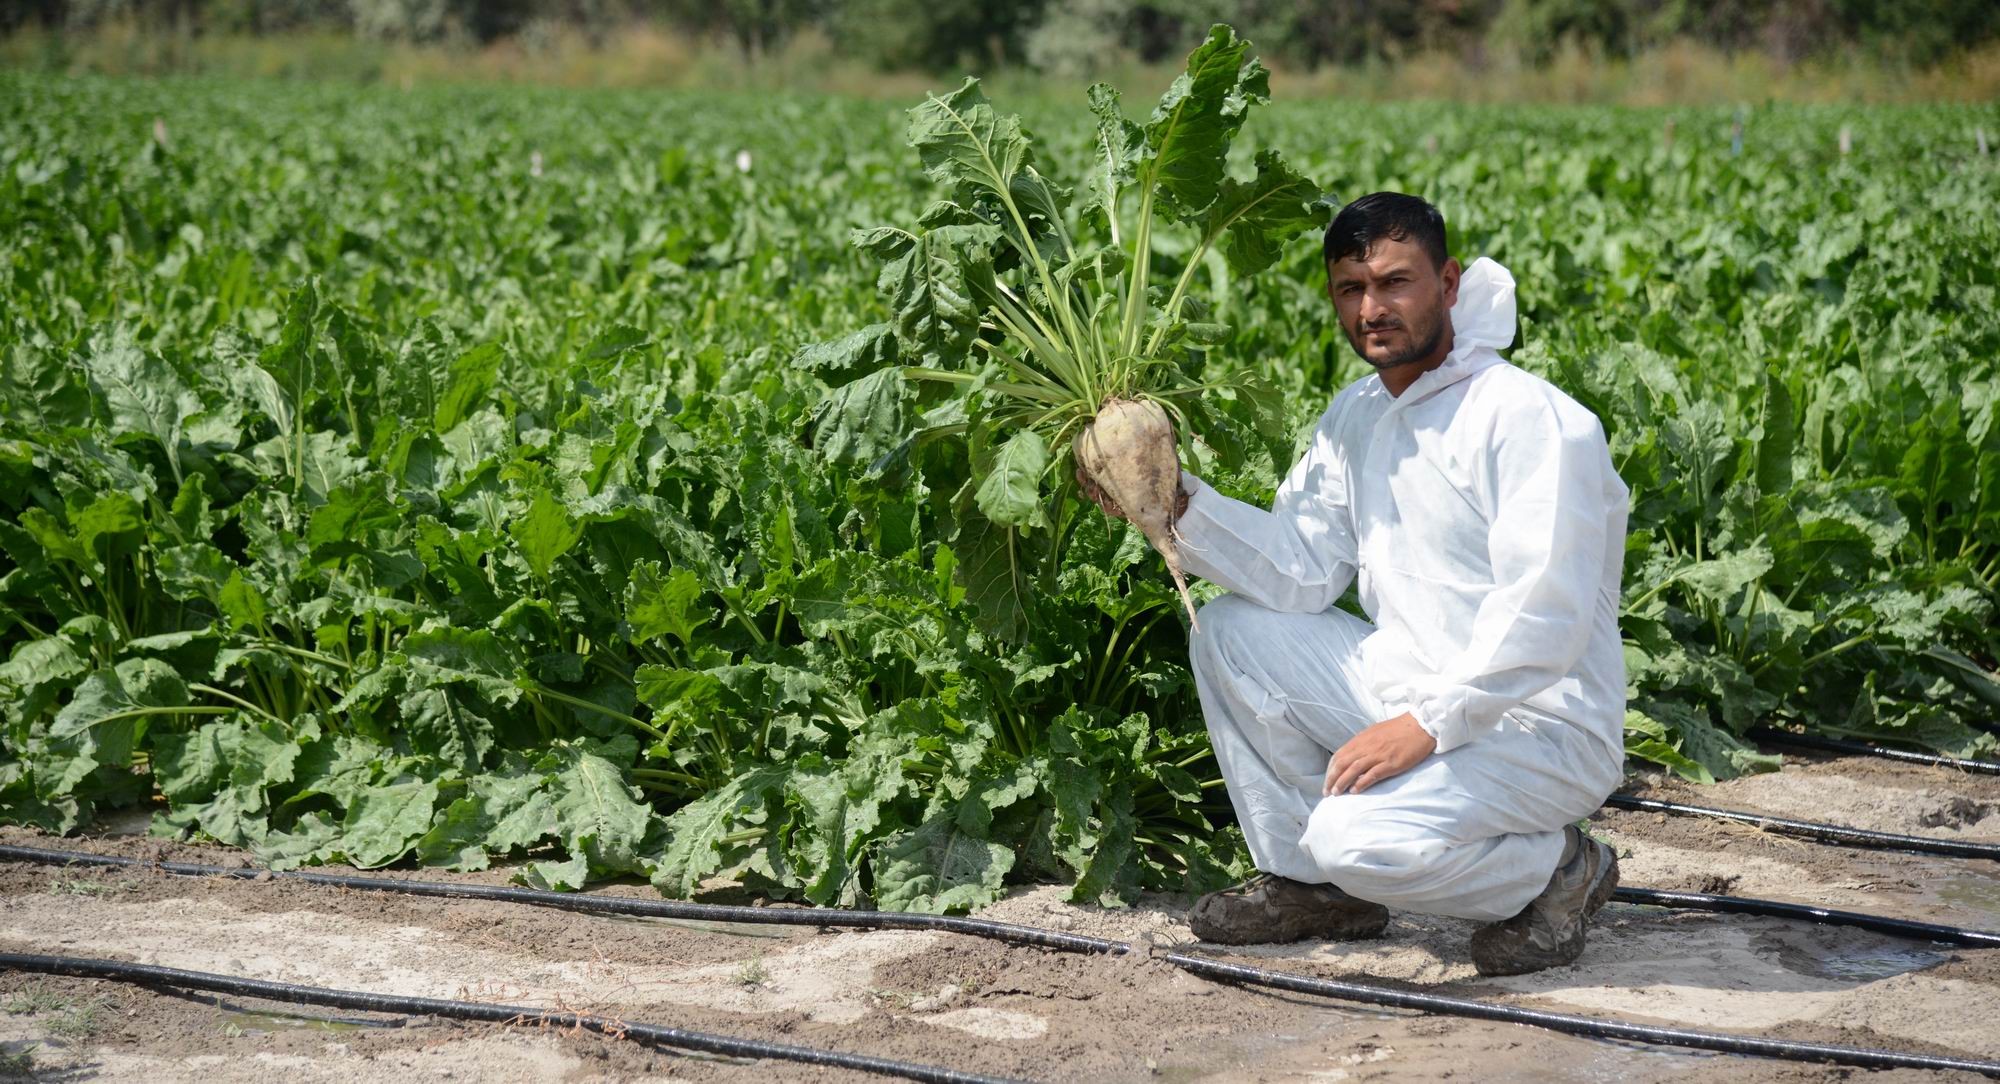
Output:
[1190, 593, 1624, 923]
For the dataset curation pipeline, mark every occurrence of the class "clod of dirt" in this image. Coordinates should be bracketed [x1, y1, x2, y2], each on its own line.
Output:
[1684, 872, 1740, 894]
[908, 983, 961, 1012]
[1916, 795, 1997, 830]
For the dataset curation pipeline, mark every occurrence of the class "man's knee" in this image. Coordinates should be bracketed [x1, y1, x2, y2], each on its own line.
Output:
[1191, 592, 1261, 643]
[1188, 592, 1261, 673]
[1302, 798, 1438, 897]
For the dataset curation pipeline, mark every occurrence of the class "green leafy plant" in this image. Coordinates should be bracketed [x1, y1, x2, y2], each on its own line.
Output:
[808, 25, 1329, 623]
[1, 69, 1995, 916]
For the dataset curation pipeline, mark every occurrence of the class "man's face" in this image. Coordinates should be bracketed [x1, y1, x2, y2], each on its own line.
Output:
[1327, 237, 1461, 371]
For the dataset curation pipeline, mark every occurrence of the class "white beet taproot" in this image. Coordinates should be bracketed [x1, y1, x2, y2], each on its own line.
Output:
[1074, 398, 1199, 630]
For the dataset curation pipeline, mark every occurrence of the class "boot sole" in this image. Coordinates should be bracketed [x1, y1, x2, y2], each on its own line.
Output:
[1584, 841, 1620, 917]
[1189, 904, 1391, 945]
[1305, 908, 1391, 943]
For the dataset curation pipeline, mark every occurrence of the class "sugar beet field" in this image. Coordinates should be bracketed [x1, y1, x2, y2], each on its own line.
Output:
[4, 63, 2000, 1081]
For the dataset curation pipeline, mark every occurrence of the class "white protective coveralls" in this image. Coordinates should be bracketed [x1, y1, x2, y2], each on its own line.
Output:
[1178, 257, 1629, 922]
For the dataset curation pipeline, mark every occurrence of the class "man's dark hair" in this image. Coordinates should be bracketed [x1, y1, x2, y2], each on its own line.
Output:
[1323, 192, 1449, 271]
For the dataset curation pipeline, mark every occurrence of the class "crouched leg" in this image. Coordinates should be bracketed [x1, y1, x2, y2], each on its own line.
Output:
[1185, 594, 1394, 944]
[1188, 593, 1381, 885]
[1299, 759, 1570, 923]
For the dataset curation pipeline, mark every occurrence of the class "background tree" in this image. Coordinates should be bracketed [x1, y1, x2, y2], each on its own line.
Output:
[4, 0, 1997, 75]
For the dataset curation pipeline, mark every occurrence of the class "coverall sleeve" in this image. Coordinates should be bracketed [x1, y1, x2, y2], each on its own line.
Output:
[1405, 398, 1613, 754]
[1171, 404, 1359, 615]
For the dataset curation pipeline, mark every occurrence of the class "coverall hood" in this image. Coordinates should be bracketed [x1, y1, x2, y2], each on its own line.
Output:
[1388, 256, 1519, 406]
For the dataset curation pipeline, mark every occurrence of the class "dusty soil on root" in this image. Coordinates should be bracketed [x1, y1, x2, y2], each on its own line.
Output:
[4, 751, 2000, 1082]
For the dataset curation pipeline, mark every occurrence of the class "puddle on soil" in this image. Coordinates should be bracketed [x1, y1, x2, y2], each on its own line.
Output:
[605, 914, 798, 939]
[1565, 1037, 1722, 1083]
[1938, 875, 2000, 925]
[215, 1007, 391, 1034]
[1767, 938, 1948, 982]
[1750, 925, 1950, 983]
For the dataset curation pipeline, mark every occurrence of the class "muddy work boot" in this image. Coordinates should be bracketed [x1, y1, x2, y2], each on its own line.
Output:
[1187, 873, 1390, 945]
[1469, 824, 1620, 977]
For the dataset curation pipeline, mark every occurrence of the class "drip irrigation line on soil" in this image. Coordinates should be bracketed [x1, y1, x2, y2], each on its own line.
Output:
[0, 952, 1024, 1084]
[5, 843, 2000, 1076]
[1603, 792, 2000, 862]
[1153, 951, 2000, 1077]
[1612, 887, 2000, 947]
[11, 952, 2000, 1084]
[1748, 728, 2000, 775]
[5, 842, 1997, 948]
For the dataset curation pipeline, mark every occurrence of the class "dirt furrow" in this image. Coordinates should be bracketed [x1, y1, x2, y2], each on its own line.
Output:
[4, 752, 1999, 1082]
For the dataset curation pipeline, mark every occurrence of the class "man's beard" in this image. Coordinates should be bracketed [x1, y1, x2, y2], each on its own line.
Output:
[1348, 311, 1447, 371]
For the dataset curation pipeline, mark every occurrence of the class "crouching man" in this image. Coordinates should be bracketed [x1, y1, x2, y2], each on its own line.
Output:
[1086, 193, 1630, 976]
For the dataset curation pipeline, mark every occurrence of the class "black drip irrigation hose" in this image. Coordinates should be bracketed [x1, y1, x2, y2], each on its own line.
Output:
[1603, 792, 2000, 863]
[1156, 952, 2000, 1077]
[1748, 728, 2000, 776]
[0, 952, 1021, 1084]
[1614, 887, 2000, 948]
[5, 842, 2000, 1076]
[5, 843, 1997, 949]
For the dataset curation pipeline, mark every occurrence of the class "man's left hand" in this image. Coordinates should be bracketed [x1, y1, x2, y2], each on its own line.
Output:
[1324, 713, 1438, 797]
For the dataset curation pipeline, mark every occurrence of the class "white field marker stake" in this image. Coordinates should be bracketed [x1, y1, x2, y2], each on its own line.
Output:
[1838, 124, 1851, 155]
[1980, 127, 1990, 156]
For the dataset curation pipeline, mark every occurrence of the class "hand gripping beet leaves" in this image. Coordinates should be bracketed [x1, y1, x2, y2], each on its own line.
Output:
[801, 25, 1333, 636]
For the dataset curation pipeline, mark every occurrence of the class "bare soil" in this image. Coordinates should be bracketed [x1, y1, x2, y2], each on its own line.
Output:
[4, 750, 1999, 1083]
